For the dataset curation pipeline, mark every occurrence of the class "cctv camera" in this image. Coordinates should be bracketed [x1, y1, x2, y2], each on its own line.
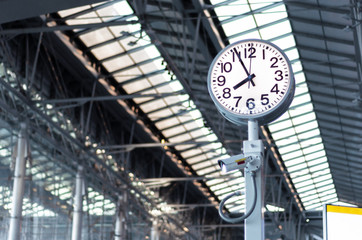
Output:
[218, 154, 251, 173]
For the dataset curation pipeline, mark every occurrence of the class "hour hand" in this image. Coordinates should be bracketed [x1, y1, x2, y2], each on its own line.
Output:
[233, 74, 255, 90]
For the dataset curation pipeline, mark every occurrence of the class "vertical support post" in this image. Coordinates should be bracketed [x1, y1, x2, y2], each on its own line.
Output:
[244, 120, 264, 240]
[72, 166, 84, 240]
[114, 195, 125, 240]
[8, 123, 27, 240]
[151, 219, 159, 240]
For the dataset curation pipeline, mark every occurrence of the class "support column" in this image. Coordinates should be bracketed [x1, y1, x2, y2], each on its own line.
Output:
[151, 219, 159, 240]
[8, 123, 28, 240]
[72, 166, 84, 240]
[244, 120, 264, 240]
[114, 195, 125, 240]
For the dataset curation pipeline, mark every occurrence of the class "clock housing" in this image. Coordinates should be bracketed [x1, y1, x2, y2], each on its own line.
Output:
[207, 39, 295, 125]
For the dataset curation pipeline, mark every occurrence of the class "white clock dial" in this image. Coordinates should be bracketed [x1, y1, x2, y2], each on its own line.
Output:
[207, 39, 295, 125]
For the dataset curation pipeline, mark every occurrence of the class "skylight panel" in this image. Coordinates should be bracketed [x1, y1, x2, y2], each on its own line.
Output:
[182, 121, 201, 132]
[122, 78, 151, 93]
[292, 93, 312, 107]
[131, 45, 160, 62]
[308, 157, 328, 167]
[185, 155, 207, 165]
[154, 116, 180, 130]
[102, 54, 134, 72]
[230, 32, 261, 43]
[196, 166, 218, 176]
[223, 16, 257, 36]
[303, 143, 324, 155]
[270, 127, 296, 141]
[214, 187, 235, 196]
[293, 175, 312, 184]
[193, 160, 214, 170]
[182, 145, 205, 156]
[260, 20, 290, 39]
[271, 34, 296, 50]
[288, 162, 308, 173]
[142, 100, 170, 114]
[253, 4, 288, 25]
[268, 119, 293, 132]
[285, 49, 301, 64]
[168, 132, 193, 143]
[291, 110, 316, 124]
[91, 41, 123, 60]
[274, 136, 298, 149]
[162, 125, 186, 138]
[209, 180, 233, 191]
[115, 69, 144, 84]
[139, 62, 164, 76]
[79, 28, 114, 47]
[278, 143, 300, 155]
[58, 6, 90, 18]
[294, 122, 318, 134]
[283, 150, 303, 161]
[310, 165, 330, 176]
[213, 1, 250, 22]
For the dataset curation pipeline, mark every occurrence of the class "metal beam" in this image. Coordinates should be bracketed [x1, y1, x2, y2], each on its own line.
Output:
[97, 140, 220, 151]
[0, 0, 107, 24]
[34, 91, 185, 104]
[0, 20, 139, 35]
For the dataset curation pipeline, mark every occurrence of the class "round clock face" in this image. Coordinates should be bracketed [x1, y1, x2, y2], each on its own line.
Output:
[207, 39, 295, 125]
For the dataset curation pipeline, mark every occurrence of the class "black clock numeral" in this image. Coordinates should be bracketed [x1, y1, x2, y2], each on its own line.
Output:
[246, 98, 255, 110]
[270, 84, 279, 94]
[234, 96, 242, 107]
[223, 88, 231, 99]
[261, 94, 269, 105]
[232, 50, 241, 62]
[244, 47, 256, 58]
[270, 57, 278, 68]
[275, 70, 283, 81]
[221, 62, 232, 73]
[217, 75, 226, 86]
[262, 49, 266, 60]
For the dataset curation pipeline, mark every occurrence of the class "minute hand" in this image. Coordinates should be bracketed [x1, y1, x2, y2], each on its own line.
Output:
[233, 47, 250, 76]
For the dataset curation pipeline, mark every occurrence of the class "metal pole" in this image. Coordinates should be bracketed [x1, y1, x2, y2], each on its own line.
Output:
[247, 120, 258, 141]
[151, 219, 159, 240]
[114, 196, 125, 240]
[244, 120, 264, 240]
[8, 123, 28, 240]
[72, 166, 84, 240]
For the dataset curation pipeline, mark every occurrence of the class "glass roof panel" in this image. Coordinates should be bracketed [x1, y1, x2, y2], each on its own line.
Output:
[58, 6, 90, 17]
[102, 55, 134, 72]
[196, 166, 218, 176]
[91, 42, 123, 60]
[122, 78, 152, 93]
[223, 16, 257, 36]
[260, 20, 290, 39]
[253, 4, 288, 25]
[230, 31, 261, 43]
[79, 28, 114, 47]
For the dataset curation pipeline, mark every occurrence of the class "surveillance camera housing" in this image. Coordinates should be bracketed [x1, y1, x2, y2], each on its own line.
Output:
[218, 154, 251, 173]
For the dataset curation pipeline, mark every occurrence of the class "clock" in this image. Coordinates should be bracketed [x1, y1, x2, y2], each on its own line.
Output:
[207, 39, 295, 125]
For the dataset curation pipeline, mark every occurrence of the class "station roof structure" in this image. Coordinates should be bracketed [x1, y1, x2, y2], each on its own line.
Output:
[0, 0, 360, 239]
